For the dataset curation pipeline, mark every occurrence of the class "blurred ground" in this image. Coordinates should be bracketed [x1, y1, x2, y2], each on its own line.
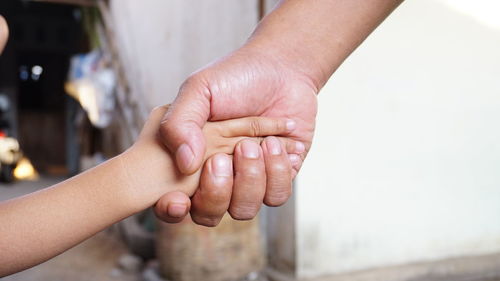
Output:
[1, 178, 499, 281]
[0, 178, 141, 281]
[0, 177, 62, 200]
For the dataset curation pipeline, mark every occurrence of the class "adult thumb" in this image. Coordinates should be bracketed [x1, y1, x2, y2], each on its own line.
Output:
[159, 78, 211, 175]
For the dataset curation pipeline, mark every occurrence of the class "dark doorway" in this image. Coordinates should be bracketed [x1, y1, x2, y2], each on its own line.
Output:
[0, 0, 88, 175]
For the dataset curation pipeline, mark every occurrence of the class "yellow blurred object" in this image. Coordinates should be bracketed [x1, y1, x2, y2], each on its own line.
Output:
[13, 157, 39, 181]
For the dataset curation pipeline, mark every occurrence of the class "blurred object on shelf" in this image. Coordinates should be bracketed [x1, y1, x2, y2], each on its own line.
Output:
[65, 50, 116, 128]
[0, 93, 21, 182]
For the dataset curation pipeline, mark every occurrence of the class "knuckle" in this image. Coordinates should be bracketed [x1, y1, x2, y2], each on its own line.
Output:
[152, 104, 170, 114]
[286, 142, 297, 154]
[151, 106, 163, 114]
[268, 174, 291, 188]
[250, 119, 261, 137]
[180, 74, 211, 99]
[202, 187, 230, 205]
[238, 165, 264, 182]
[274, 120, 285, 133]
[212, 123, 225, 136]
[269, 161, 290, 174]
[229, 204, 259, 221]
[180, 75, 200, 89]
[229, 212, 254, 221]
[159, 119, 174, 137]
[264, 190, 291, 207]
[191, 215, 221, 227]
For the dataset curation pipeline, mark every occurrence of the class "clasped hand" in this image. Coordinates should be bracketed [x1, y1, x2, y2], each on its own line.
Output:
[153, 44, 318, 226]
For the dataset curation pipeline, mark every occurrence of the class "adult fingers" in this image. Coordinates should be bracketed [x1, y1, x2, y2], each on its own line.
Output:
[261, 136, 292, 206]
[228, 139, 266, 220]
[274, 136, 305, 180]
[207, 133, 305, 159]
[159, 77, 211, 175]
[275, 136, 305, 180]
[154, 191, 191, 224]
[288, 153, 304, 179]
[190, 153, 233, 227]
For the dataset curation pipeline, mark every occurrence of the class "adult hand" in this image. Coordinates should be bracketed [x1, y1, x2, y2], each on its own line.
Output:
[153, 0, 401, 226]
[154, 45, 318, 226]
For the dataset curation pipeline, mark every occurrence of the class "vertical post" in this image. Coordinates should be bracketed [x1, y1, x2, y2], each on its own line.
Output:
[157, 215, 265, 281]
[103, 0, 268, 278]
[155, 2, 268, 280]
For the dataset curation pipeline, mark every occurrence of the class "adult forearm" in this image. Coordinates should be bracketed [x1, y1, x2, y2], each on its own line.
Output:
[248, 0, 403, 89]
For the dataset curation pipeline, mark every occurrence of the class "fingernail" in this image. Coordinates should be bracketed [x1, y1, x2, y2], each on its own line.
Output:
[212, 154, 232, 177]
[286, 119, 296, 131]
[241, 140, 260, 159]
[168, 203, 187, 218]
[295, 142, 306, 154]
[177, 143, 194, 171]
[289, 154, 301, 166]
[266, 136, 282, 155]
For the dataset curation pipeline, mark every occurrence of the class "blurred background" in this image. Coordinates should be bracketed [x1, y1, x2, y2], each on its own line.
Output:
[0, 0, 499, 281]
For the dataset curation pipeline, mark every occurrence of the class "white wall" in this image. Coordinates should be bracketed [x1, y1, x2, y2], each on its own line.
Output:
[296, 0, 500, 278]
[108, 0, 259, 110]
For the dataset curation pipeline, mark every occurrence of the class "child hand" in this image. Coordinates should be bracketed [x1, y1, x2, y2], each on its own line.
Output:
[122, 105, 299, 210]
[136, 105, 296, 159]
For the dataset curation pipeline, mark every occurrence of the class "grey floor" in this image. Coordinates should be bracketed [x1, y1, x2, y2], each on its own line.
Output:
[2, 179, 500, 281]
[0, 178, 140, 281]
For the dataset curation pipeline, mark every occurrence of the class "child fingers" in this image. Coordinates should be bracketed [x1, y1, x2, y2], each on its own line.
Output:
[274, 136, 306, 155]
[264, 137, 304, 181]
[140, 105, 171, 137]
[218, 117, 295, 138]
[153, 191, 191, 224]
[150, 104, 171, 123]
[207, 135, 305, 159]
[262, 136, 304, 182]
[288, 154, 303, 179]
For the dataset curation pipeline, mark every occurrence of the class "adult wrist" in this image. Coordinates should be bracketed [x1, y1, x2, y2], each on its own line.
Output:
[242, 38, 326, 94]
[243, 7, 333, 91]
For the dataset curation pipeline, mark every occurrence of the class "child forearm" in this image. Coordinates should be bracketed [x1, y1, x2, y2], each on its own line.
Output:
[0, 153, 167, 276]
[0, 106, 200, 276]
[0, 106, 296, 277]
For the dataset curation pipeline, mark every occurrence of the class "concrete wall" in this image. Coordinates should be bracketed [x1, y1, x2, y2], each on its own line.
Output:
[108, 0, 259, 111]
[107, 0, 500, 279]
[296, 0, 500, 278]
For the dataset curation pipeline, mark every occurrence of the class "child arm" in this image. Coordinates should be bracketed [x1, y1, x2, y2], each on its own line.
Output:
[0, 105, 297, 276]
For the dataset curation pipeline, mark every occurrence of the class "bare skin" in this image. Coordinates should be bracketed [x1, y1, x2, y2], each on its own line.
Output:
[0, 23, 296, 273]
[157, 0, 403, 225]
[0, 105, 298, 277]
[0, 15, 8, 53]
